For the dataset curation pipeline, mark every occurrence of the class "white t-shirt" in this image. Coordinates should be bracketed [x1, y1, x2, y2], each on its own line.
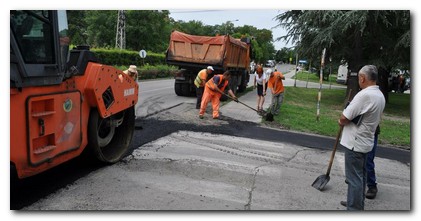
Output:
[340, 85, 385, 153]
[255, 73, 267, 85]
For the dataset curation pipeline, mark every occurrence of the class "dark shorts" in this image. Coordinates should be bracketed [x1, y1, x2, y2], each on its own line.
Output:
[257, 83, 268, 96]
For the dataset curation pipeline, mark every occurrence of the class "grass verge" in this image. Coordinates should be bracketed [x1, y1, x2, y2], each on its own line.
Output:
[266, 87, 410, 148]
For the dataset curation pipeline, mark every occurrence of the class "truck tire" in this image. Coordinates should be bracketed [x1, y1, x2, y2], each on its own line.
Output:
[88, 106, 135, 163]
[181, 83, 191, 96]
[237, 71, 248, 93]
[230, 75, 238, 94]
[174, 82, 183, 96]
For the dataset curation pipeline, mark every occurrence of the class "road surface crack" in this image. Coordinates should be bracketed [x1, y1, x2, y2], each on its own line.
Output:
[244, 166, 261, 210]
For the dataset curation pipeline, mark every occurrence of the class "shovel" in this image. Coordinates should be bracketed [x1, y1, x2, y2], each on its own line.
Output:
[311, 125, 344, 191]
[311, 89, 352, 191]
[220, 91, 264, 115]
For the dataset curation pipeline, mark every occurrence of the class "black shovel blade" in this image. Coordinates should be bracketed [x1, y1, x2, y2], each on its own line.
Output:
[311, 174, 330, 191]
[265, 112, 274, 121]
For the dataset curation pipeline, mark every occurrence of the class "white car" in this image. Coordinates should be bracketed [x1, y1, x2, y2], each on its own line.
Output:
[265, 60, 275, 67]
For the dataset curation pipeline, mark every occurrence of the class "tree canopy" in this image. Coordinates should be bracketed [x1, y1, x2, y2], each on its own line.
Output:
[274, 10, 411, 100]
[274, 10, 410, 71]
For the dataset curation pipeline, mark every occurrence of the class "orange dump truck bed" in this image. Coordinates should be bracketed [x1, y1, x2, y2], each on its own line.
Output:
[166, 31, 250, 70]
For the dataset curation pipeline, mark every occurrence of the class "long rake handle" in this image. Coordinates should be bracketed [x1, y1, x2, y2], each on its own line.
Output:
[221, 91, 260, 113]
[325, 125, 344, 176]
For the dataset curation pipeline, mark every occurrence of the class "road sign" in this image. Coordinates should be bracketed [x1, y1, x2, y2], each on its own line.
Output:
[139, 50, 147, 58]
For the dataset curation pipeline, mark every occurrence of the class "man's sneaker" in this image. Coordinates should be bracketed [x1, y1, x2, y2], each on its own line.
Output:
[199, 115, 204, 119]
[340, 201, 347, 207]
[366, 187, 378, 199]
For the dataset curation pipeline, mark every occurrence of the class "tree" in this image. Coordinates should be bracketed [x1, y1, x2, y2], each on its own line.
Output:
[84, 10, 117, 48]
[275, 10, 410, 101]
[275, 47, 292, 64]
[67, 10, 88, 46]
[126, 10, 172, 52]
[172, 20, 209, 36]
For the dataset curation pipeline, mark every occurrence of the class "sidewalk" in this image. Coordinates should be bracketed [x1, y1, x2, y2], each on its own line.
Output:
[220, 88, 270, 123]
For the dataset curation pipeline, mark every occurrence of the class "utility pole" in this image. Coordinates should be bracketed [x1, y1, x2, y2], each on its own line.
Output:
[316, 48, 326, 122]
[294, 53, 298, 87]
[115, 10, 126, 49]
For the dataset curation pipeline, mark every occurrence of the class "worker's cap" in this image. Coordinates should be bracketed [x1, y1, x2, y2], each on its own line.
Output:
[207, 66, 214, 71]
[128, 65, 138, 73]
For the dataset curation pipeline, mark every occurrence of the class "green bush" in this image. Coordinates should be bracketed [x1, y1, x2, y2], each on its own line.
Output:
[91, 48, 166, 66]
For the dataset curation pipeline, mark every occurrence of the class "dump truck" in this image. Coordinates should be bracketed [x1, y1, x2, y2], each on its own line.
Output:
[10, 10, 139, 179]
[166, 30, 252, 97]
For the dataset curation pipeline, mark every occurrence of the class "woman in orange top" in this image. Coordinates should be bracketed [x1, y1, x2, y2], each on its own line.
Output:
[267, 69, 285, 115]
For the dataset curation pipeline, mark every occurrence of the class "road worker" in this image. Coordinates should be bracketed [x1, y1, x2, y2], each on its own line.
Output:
[123, 65, 138, 80]
[194, 66, 214, 109]
[199, 71, 237, 119]
[267, 68, 285, 116]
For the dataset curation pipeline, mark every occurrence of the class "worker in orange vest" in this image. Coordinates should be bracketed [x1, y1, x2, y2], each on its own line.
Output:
[267, 68, 285, 115]
[194, 66, 214, 109]
[199, 71, 237, 119]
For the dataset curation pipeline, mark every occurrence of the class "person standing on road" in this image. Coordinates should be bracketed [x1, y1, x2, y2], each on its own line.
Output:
[267, 69, 285, 115]
[199, 71, 237, 119]
[338, 65, 385, 210]
[194, 66, 214, 109]
[366, 125, 380, 199]
[253, 68, 268, 113]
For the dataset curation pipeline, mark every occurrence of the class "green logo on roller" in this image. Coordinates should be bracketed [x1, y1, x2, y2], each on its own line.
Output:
[63, 99, 73, 112]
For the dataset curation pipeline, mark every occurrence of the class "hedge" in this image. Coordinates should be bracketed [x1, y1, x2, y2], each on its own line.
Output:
[115, 64, 178, 80]
[91, 48, 166, 66]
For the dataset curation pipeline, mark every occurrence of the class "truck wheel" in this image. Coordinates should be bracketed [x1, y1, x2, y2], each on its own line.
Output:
[181, 83, 191, 96]
[88, 107, 135, 163]
[230, 75, 238, 94]
[237, 71, 248, 92]
[174, 82, 183, 96]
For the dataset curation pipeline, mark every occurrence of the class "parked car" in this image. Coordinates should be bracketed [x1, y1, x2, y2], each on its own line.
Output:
[336, 63, 348, 84]
[265, 60, 275, 67]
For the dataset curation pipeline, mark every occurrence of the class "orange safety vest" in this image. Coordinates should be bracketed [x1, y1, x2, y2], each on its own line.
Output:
[268, 71, 285, 94]
[205, 74, 229, 94]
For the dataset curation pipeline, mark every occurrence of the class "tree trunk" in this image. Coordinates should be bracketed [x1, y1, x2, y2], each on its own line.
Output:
[378, 67, 390, 103]
[346, 30, 364, 101]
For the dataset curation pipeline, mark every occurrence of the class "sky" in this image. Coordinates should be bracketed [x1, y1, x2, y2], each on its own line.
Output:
[169, 9, 293, 50]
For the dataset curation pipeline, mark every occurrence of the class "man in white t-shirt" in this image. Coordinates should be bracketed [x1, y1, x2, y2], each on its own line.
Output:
[338, 65, 385, 210]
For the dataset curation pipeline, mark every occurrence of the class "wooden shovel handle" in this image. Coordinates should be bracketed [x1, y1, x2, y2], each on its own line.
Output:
[325, 125, 344, 176]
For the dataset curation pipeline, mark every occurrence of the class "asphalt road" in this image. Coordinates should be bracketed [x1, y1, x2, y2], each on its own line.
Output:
[20, 102, 411, 210]
[10, 64, 411, 211]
